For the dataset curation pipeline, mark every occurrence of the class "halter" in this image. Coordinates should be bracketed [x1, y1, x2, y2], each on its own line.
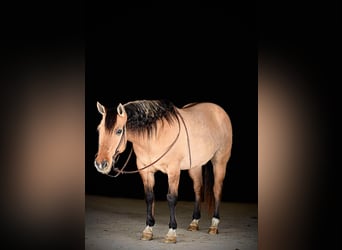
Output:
[106, 110, 191, 178]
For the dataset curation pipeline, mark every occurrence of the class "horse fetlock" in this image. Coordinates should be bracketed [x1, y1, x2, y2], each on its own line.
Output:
[211, 217, 220, 227]
[164, 228, 177, 243]
[141, 225, 153, 241]
[187, 219, 200, 231]
[208, 217, 220, 235]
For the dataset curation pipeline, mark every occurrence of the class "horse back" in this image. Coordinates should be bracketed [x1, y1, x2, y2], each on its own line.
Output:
[180, 102, 232, 135]
[177, 102, 233, 166]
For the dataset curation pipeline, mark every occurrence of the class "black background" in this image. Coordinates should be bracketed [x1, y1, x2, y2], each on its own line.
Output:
[85, 8, 257, 203]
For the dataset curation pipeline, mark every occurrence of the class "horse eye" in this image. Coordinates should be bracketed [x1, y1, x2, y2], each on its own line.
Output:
[115, 128, 123, 135]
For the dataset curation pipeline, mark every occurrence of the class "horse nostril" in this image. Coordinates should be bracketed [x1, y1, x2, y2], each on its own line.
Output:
[101, 160, 108, 169]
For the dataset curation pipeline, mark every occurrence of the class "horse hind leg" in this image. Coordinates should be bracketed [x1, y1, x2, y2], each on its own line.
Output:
[187, 166, 202, 231]
[208, 153, 230, 235]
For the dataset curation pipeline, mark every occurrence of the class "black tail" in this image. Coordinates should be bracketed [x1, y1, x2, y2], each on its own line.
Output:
[203, 163, 214, 216]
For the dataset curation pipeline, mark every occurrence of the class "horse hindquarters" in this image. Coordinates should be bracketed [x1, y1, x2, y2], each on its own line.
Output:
[186, 150, 231, 235]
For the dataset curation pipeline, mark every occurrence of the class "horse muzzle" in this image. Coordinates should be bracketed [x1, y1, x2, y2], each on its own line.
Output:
[94, 159, 111, 174]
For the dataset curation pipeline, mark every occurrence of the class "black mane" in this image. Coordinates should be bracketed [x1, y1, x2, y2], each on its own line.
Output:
[125, 99, 178, 137]
[104, 100, 178, 137]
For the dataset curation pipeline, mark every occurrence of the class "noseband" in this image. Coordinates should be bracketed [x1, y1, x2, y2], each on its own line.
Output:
[106, 110, 191, 178]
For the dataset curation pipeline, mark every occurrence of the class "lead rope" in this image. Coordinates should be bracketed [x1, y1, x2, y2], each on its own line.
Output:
[176, 110, 192, 168]
[107, 111, 191, 177]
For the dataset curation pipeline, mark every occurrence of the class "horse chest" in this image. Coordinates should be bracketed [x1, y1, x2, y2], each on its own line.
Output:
[134, 146, 187, 173]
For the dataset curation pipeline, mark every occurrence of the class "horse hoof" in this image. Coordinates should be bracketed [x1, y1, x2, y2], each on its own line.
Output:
[141, 232, 153, 241]
[164, 235, 177, 243]
[208, 227, 219, 235]
[187, 224, 199, 231]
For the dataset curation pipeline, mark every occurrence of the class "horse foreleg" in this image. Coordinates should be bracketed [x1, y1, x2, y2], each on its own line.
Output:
[140, 171, 155, 241]
[164, 193, 177, 243]
[164, 171, 180, 243]
[141, 189, 155, 240]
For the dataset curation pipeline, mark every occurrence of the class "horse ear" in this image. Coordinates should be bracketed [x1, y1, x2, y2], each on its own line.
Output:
[97, 101, 105, 115]
[117, 103, 126, 117]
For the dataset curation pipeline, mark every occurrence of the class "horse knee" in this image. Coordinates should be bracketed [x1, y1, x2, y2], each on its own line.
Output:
[145, 190, 154, 203]
[167, 193, 178, 206]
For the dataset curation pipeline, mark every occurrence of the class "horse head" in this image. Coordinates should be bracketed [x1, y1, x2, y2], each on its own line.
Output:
[94, 102, 128, 175]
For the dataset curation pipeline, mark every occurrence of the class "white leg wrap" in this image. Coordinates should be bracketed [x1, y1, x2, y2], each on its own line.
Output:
[191, 219, 200, 224]
[141, 225, 154, 240]
[208, 217, 220, 234]
[143, 225, 153, 234]
[187, 219, 200, 231]
[211, 217, 220, 227]
[166, 228, 176, 237]
[164, 228, 177, 243]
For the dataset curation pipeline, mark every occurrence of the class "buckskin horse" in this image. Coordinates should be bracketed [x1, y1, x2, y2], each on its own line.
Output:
[94, 99, 233, 243]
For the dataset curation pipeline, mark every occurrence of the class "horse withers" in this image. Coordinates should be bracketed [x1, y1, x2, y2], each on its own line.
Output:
[94, 99, 233, 243]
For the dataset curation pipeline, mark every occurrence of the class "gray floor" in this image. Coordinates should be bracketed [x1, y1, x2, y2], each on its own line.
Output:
[85, 195, 258, 250]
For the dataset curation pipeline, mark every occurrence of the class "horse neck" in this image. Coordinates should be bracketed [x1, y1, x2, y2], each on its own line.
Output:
[125, 130, 141, 145]
[126, 119, 177, 149]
